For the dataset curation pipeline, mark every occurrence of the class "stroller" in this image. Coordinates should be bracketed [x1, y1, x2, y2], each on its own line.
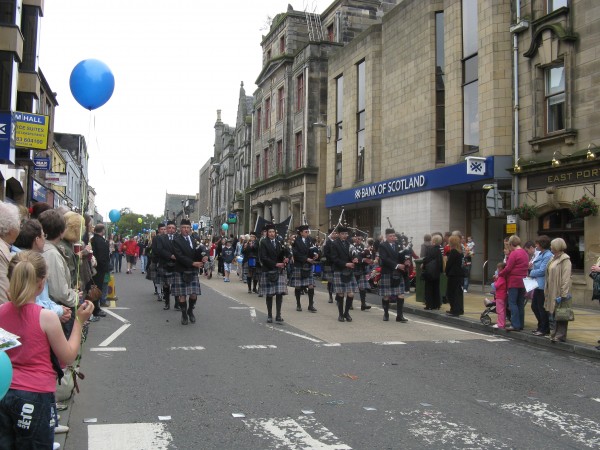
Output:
[480, 296, 528, 326]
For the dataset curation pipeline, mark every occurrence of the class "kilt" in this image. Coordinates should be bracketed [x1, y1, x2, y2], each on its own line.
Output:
[155, 265, 173, 285]
[332, 271, 358, 295]
[379, 273, 405, 297]
[288, 265, 315, 287]
[170, 271, 202, 297]
[322, 264, 334, 282]
[354, 272, 370, 291]
[259, 270, 288, 296]
[243, 263, 257, 280]
[148, 261, 158, 282]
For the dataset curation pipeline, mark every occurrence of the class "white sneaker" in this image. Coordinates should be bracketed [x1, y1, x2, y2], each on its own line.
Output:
[492, 324, 499, 328]
[55, 425, 69, 434]
[463, 289, 467, 293]
[53, 443, 61, 450]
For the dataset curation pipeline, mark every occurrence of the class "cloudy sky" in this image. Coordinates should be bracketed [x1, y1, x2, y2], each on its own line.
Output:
[39, 0, 328, 218]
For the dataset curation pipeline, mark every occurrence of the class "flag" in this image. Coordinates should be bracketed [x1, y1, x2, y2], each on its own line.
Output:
[254, 215, 292, 238]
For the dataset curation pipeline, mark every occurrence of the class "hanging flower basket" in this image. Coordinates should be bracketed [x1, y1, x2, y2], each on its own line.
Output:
[512, 203, 538, 221]
[570, 195, 599, 218]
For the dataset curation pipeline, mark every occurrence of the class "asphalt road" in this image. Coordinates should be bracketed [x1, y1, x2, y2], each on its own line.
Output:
[63, 270, 600, 450]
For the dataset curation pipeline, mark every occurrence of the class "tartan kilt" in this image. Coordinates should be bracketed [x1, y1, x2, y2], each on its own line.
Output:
[259, 270, 288, 296]
[170, 271, 202, 297]
[332, 271, 358, 295]
[379, 273, 404, 297]
[148, 261, 158, 282]
[288, 266, 315, 287]
[243, 263, 257, 280]
[322, 264, 334, 282]
[154, 265, 171, 285]
[354, 272, 370, 291]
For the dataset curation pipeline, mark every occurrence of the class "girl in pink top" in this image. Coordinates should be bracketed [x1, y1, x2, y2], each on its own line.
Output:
[499, 235, 530, 331]
[492, 262, 508, 328]
[0, 251, 93, 449]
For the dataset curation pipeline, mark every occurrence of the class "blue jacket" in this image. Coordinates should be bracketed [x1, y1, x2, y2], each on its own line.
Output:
[529, 249, 552, 289]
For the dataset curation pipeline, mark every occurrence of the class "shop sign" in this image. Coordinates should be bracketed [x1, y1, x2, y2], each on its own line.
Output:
[32, 179, 47, 202]
[527, 164, 600, 190]
[33, 157, 50, 170]
[14, 112, 49, 150]
[506, 223, 517, 234]
[0, 111, 16, 164]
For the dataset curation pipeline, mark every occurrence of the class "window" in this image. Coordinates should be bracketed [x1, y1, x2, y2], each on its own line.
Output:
[263, 147, 269, 178]
[547, 0, 568, 12]
[266, 48, 271, 62]
[356, 61, 365, 181]
[462, 0, 479, 154]
[296, 73, 304, 112]
[0, 51, 14, 110]
[264, 97, 271, 129]
[335, 75, 343, 187]
[0, 0, 15, 24]
[545, 64, 565, 133]
[539, 209, 584, 271]
[256, 107, 262, 137]
[255, 154, 261, 180]
[327, 24, 334, 42]
[295, 131, 303, 169]
[277, 87, 284, 121]
[276, 140, 283, 172]
[435, 12, 445, 163]
[21, 5, 40, 72]
[279, 35, 285, 53]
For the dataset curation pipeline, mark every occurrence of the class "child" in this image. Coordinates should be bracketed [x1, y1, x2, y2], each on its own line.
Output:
[221, 240, 235, 282]
[486, 261, 507, 329]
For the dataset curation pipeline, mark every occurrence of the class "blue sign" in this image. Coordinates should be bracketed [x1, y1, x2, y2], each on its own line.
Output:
[326, 157, 495, 208]
[0, 111, 16, 164]
[32, 179, 47, 202]
[33, 157, 50, 170]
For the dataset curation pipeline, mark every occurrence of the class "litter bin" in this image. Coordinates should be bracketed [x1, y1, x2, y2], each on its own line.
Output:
[415, 259, 424, 302]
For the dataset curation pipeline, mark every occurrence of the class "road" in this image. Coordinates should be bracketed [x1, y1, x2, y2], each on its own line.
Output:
[63, 270, 600, 449]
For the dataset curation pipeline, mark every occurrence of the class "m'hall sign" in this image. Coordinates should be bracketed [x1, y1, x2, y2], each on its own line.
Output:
[527, 163, 600, 190]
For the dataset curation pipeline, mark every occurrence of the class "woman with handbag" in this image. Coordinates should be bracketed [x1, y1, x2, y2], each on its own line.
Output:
[421, 234, 443, 310]
[544, 238, 572, 343]
[445, 235, 464, 316]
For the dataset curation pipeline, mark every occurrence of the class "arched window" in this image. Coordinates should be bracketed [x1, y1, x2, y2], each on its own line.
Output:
[538, 208, 584, 271]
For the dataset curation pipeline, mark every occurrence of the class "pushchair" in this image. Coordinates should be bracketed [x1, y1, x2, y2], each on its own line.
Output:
[480, 296, 528, 326]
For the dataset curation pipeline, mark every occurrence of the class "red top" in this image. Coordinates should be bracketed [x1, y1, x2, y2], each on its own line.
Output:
[494, 274, 508, 301]
[0, 303, 56, 393]
[499, 248, 529, 289]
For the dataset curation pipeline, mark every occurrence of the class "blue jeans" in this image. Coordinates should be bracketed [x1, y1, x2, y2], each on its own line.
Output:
[0, 389, 56, 450]
[140, 255, 148, 272]
[508, 287, 526, 329]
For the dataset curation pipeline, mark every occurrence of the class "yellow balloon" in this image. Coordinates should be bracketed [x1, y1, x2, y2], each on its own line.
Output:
[137, 218, 143, 223]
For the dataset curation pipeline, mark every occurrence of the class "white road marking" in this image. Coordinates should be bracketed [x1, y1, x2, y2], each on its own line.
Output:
[499, 401, 600, 448]
[103, 308, 130, 324]
[229, 306, 257, 320]
[88, 423, 172, 450]
[98, 323, 131, 347]
[239, 345, 277, 349]
[107, 307, 130, 310]
[396, 409, 510, 448]
[266, 325, 323, 343]
[486, 338, 509, 342]
[244, 415, 352, 449]
[374, 341, 407, 345]
[169, 346, 205, 351]
[90, 347, 126, 352]
[592, 398, 600, 403]
[408, 318, 492, 338]
[316, 343, 341, 347]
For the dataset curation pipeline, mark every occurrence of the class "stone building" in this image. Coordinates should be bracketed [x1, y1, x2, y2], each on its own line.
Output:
[248, 1, 398, 234]
[511, 0, 600, 306]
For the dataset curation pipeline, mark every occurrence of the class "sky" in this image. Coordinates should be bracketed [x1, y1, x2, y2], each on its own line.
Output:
[38, 0, 329, 219]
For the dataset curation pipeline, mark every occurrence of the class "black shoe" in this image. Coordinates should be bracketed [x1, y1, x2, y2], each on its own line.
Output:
[174, 304, 181, 311]
[181, 317, 188, 325]
[349, 306, 354, 310]
[267, 317, 273, 323]
[396, 315, 408, 323]
[296, 306, 302, 312]
[258, 294, 263, 297]
[188, 311, 196, 324]
[383, 313, 389, 322]
[361, 304, 371, 311]
[446, 311, 459, 316]
[328, 298, 333, 303]
[338, 315, 345, 322]
[248, 290, 252, 294]
[163, 304, 170, 310]
[308, 306, 317, 313]
[253, 288, 258, 293]
[344, 313, 352, 322]
[275, 315, 284, 323]
[95, 310, 107, 318]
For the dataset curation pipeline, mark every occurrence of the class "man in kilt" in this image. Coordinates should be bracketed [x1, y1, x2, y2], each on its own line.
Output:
[290, 225, 319, 313]
[258, 224, 290, 323]
[378, 228, 408, 322]
[148, 224, 166, 300]
[329, 226, 358, 322]
[351, 232, 373, 311]
[242, 232, 259, 294]
[155, 220, 178, 311]
[321, 228, 338, 303]
[171, 219, 208, 325]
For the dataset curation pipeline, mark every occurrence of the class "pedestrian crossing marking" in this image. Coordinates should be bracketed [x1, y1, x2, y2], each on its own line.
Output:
[169, 346, 205, 351]
[88, 422, 172, 449]
[374, 341, 407, 345]
[239, 345, 277, 349]
[90, 347, 126, 352]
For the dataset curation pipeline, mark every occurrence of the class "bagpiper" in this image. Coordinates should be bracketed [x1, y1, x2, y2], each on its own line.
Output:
[290, 225, 319, 313]
[258, 223, 290, 323]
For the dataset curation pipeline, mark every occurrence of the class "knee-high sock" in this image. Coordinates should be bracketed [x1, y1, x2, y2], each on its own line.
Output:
[336, 295, 344, 316]
[308, 288, 315, 306]
[295, 288, 302, 306]
[266, 296, 273, 317]
[275, 295, 283, 317]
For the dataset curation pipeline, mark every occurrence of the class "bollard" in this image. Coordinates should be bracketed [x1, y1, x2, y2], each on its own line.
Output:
[107, 273, 118, 307]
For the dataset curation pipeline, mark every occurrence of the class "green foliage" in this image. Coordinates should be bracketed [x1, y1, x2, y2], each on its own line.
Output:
[570, 195, 598, 218]
[512, 203, 538, 221]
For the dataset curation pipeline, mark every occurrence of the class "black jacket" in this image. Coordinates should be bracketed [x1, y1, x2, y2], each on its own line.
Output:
[91, 233, 110, 274]
[258, 237, 289, 271]
[292, 235, 317, 267]
[241, 240, 259, 263]
[329, 238, 355, 272]
[378, 241, 402, 275]
[423, 244, 443, 280]
[155, 233, 176, 268]
[445, 248, 464, 277]
[172, 234, 207, 273]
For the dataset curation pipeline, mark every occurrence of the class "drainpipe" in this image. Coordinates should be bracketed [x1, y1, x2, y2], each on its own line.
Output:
[303, 63, 309, 221]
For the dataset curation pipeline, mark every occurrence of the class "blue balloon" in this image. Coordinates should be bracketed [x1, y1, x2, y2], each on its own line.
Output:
[221, 223, 229, 231]
[69, 59, 115, 110]
[192, 223, 199, 231]
[109, 209, 121, 223]
[0, 352, 13, 400]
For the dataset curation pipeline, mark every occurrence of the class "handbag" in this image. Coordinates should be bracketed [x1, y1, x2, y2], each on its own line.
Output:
[390, 272, 403, 287]
[340, 268, 353, 283]
[301, 264, 312, 278]
[267, 270, 279, 282]
[248, 257, 256, 268]
[86, 284, 102, 302]
[183, 271, 194, 283]
[554, 298, 574, 321]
